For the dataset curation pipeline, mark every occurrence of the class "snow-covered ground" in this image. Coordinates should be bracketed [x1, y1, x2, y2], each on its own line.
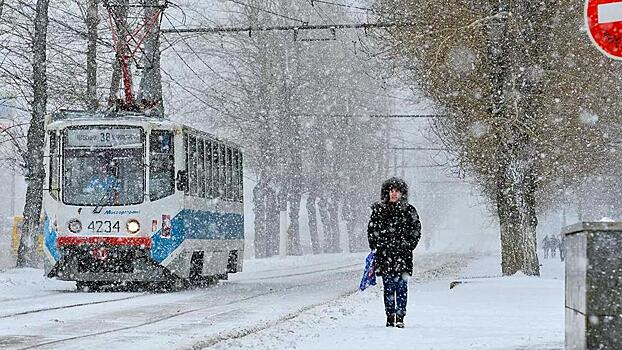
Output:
[210, 255, 564, 350]
[0, 252, 564, 350]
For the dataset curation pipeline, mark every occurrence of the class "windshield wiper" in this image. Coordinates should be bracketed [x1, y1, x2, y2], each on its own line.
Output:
[92, 186, 116, 214]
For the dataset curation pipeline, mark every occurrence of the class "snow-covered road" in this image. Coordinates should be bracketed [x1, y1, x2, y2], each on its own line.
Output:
[0, 252, 471, 350]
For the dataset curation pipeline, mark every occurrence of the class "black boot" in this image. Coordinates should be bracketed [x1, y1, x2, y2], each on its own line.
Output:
[396, 315, 405, 328]
[386, 314, 395, 327]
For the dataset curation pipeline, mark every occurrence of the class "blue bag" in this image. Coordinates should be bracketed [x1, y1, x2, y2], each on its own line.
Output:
[359, 250, 377, 291]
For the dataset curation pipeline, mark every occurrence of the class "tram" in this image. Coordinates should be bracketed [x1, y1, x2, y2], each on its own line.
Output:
[42, 110, 244, 289]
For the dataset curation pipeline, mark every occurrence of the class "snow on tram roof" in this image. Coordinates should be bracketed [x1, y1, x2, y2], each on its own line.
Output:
[47, 109, 242, 149]
[51, 109, 166, 122]
[47, 109, 178, 128]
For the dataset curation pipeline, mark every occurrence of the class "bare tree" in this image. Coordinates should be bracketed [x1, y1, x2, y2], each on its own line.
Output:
[106, 0, 129, 106]
[376, 0, 622, 275]
[86, 0, 99, 111]
[17, 0, 49, 267]
[137, 0, 163, 113]
[160, 0, 391, 256]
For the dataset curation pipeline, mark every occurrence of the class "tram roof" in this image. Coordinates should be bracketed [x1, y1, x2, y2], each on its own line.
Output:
[49, 110, 170, 124]
[47, 109, 242, 149]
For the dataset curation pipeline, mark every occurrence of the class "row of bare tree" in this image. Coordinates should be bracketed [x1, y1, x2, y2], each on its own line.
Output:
[1, 0, 396, 264]
[1, 0, 164, 266]
[159, 0, 394, 256]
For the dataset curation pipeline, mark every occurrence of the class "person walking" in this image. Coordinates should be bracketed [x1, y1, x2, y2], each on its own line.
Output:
[541, 235, 551, 259]
[559, 234, 566, 262]
[549, 235, 559, 259]
[367, 177, 422, 328]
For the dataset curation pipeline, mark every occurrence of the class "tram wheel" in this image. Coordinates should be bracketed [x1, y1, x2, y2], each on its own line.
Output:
[190, 275, 219, 288]
[153, 277, 188, 292]
[76, 281, 103, 292]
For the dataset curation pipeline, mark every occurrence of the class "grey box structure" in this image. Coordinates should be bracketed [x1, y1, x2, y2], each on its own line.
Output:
[564, 222, 622, 350]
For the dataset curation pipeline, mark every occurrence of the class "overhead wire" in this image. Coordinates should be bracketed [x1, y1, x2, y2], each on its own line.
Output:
[158, 28, 247, 123]
[306, 0, 337, 26]
[308, 0, 380, 14]
[161, 12, 241, 91]
[226, 0, 308, 24]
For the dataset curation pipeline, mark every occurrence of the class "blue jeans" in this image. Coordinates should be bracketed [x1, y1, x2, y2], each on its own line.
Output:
[382, 274, 408, 316]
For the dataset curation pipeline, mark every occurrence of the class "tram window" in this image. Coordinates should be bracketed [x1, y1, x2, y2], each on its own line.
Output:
[188, 136, 198, 196]
[48, 132, 60, 200]
[197, 140, 205, 197]
[149, 130, 174, 201]
[232, 150, 239, 201]
[63, 148, 144, 206]
[184, 134, 189, 194]
[205, 140, 213, 198]
[238, 152, 244, 202]
[212, 142, 220, 198]
[226, 147, 233, 200]
[150, 130, 173, 154]
[219, 144, 226, 198]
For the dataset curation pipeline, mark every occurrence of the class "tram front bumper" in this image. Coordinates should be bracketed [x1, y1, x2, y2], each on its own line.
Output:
[48, 236, 167, 282]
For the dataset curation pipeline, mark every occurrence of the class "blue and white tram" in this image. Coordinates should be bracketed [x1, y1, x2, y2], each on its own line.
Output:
[42, 110, 244, 288]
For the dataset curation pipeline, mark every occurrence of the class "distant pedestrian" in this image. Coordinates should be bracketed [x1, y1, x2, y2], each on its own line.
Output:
[367, 177, 421, 328]
[558, 234, 565, 262]
[549, 235, 560, 258]
[541, 235, 551, 259]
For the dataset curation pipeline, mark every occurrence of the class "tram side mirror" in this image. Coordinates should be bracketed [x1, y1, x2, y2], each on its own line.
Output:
[176, 170, 188, 192]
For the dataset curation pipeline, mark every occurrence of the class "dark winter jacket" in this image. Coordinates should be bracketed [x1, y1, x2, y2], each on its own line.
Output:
[367, 177, 422, 276]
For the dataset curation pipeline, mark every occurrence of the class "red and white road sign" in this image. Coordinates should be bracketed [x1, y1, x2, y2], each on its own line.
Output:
[586, 0, 622, 59]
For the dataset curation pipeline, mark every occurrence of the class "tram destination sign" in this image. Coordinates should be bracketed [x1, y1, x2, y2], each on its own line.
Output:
[66, 127, 142, 148]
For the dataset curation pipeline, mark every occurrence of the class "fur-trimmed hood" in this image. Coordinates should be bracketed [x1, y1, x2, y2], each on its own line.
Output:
[380, 177, 409, 203]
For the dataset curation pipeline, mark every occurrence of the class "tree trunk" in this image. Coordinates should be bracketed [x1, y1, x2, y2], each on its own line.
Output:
[496, 137, 540, 276]
[319, 191, 340, 254]
[17, 0, 49, 268]
[496, 154, 540, 276]
[285, 121, 303, 256]
[108, 0, 128, 106]
[522, 167, 539, 274]
[306, 192, 321, 254]
[486, 1, 539, 276]
[318, 195, 334, 253]
[86, 0, 99, 111]
[264, 184, 279, 257]
[252, 177, 267, 258]
[286, 192, 302, 255]
[137, 0, 163, 114]
[327, 191, 341, 253]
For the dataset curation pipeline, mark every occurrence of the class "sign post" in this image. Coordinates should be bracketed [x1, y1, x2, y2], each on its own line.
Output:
[586, 0, 622, 59]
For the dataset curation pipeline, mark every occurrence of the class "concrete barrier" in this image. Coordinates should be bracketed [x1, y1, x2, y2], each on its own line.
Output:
[564, 222, 622, 350]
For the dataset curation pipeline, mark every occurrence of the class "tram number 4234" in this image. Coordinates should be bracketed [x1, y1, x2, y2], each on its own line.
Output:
[88, 220, 120, 233]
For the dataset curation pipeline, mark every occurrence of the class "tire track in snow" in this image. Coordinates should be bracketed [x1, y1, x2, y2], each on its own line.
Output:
[0, 293, 149, 320]
[11, 260, 367, 349]
[3, 260, 359, 321]
[184, 254, 472, 350]
[10, 254, 471, 349]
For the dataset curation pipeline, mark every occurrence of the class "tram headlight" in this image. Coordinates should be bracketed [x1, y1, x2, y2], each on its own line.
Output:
[127, 220, 140, 234]
[68, 219, 82, 233]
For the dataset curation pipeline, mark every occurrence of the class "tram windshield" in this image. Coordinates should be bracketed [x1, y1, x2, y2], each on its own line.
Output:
[62, 126, 145, 206]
